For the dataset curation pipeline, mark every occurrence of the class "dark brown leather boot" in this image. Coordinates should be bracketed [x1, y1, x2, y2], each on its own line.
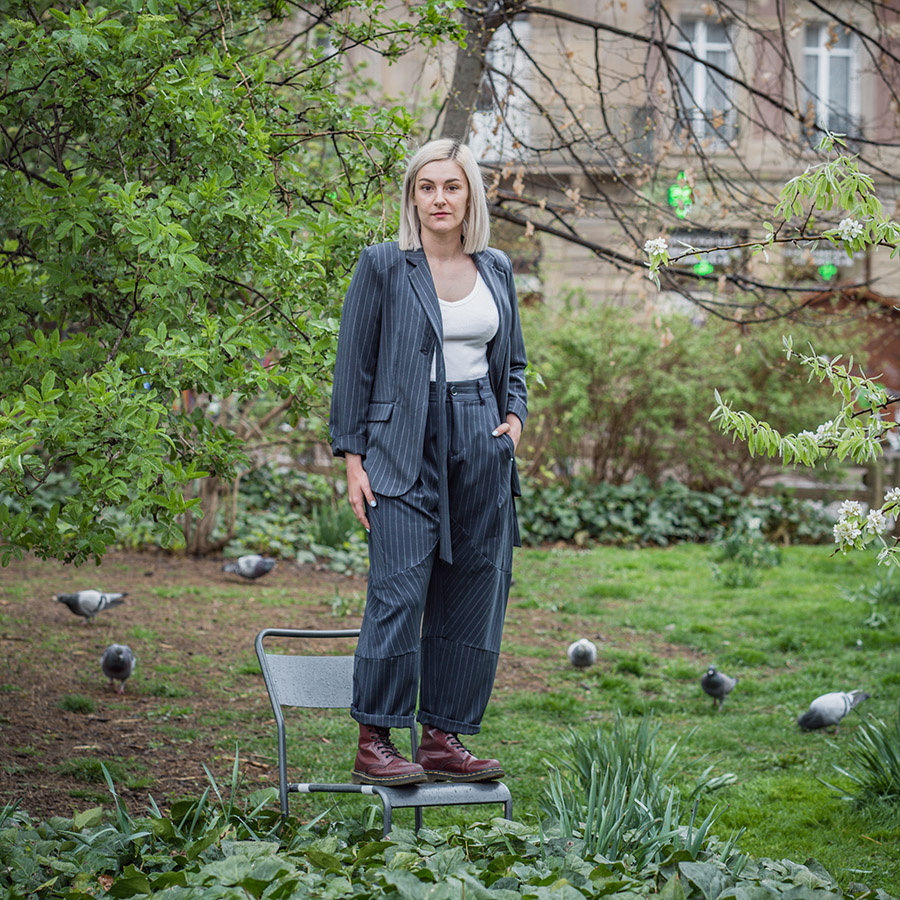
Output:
[352, 724, 427, 786]
[416, 725, 505, 782]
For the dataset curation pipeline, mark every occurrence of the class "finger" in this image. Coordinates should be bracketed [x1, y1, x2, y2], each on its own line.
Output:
[361, 484, 377, 509]
[349, 494, 371, 531]
[491, 423, 510, 436]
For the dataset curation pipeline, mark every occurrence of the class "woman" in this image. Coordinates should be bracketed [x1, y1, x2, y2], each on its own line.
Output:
[329, 139, 527, 785]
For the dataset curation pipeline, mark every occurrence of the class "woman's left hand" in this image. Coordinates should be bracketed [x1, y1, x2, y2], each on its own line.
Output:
[492, 413, 522, 451]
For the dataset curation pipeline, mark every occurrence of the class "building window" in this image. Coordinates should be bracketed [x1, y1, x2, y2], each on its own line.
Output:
[802, 24, 860, 143]
[675, 18, 737, 145]
[470, 18, 532, 162]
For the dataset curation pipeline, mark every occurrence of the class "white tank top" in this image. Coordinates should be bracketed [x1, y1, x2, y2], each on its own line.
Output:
[430, 272, 499, 382]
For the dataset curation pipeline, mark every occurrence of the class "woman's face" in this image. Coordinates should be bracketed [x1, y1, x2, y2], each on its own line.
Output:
[413, 158, 470, 240]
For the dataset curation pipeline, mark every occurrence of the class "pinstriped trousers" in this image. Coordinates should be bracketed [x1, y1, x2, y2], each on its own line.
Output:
[351, 379, 517, 735]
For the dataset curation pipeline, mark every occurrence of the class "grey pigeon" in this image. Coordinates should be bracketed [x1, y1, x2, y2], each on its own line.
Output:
[797, 690, 870, 732]
[54, 590, 127, 624]
[222, 554, 276, 580]
[567, 638, 598, 668]
[701, 665, 738, 708]
[101, 644, 136, 693]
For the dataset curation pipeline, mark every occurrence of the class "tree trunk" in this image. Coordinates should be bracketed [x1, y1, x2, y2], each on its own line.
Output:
[441, 1, 518, 140]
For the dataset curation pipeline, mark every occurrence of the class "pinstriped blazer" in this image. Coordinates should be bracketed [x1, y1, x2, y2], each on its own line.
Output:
[329, 241, 527, 500]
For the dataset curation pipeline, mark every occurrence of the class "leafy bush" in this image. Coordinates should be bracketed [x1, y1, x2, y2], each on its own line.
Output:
[519, 299, 861, 491]
[542, 713, 739, 870]
[710, 515, 783, 588]
[516, 477, 832, 547]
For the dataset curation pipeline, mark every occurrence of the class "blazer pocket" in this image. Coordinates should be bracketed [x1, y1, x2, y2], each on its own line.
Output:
[367, 402, 394, 422]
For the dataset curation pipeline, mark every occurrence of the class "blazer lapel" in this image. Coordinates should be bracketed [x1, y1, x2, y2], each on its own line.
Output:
[405, 250, 443, 345]
[473, 250, 510, 358]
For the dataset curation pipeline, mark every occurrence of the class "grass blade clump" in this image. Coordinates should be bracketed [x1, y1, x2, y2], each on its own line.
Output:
[825, 704, 900, 810]
[541, 712, 739, 870]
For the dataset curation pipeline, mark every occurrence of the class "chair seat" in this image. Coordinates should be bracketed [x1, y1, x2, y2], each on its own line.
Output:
[292, 780, 512, 809]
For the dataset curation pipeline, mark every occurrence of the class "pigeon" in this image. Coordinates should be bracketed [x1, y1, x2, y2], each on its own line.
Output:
[101, 644, 136, 693]
[797, 690, 870, 732]
[54, 590, 127, 624]
[701, 665, 738, 708]
[222, 554, 276, 580]
[567, 638, 598, 668]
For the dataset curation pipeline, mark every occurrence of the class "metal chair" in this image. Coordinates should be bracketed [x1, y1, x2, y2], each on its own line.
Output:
[255, 627, 512, 836]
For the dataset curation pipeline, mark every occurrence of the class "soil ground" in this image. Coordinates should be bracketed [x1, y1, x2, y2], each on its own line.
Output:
[0, 550, 562, 822]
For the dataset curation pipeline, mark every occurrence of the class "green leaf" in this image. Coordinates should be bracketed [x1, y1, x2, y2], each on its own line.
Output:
[105, 873, 153, 898]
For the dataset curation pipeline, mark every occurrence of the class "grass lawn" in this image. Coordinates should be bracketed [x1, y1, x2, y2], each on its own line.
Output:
[493, 543, 900, 893]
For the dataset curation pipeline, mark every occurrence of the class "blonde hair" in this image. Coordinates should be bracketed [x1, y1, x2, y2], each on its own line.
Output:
[398, 139, 491, 253]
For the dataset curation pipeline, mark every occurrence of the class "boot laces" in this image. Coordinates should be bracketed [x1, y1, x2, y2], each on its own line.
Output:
[446, 733, 472, 755]
[369, 727, 403, 759]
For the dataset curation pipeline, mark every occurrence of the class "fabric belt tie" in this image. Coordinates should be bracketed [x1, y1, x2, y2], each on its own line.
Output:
[434, 355, 453, 565]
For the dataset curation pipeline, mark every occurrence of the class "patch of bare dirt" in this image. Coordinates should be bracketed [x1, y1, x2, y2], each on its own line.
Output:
[0, 551, 367, 820]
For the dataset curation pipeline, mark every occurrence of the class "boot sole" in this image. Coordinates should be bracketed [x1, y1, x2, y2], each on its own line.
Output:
[351, 770, 428, 786]
[422, 768, 505, 783]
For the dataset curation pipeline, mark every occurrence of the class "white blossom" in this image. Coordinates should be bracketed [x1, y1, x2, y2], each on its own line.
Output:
[884, 487, 900, 504]
[865, 509, 887, 535]
[836, 217, 865, 242]
[839, 499, 863, 520]
[877, 547, 894, 565]
[833, 518, 862, 546]
[644, 237, 668, 258]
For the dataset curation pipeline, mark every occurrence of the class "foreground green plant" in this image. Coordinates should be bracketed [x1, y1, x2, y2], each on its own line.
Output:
[542, 712, 739, 870]
[826, 705, 900, 809]
[1, 787, 888, 900]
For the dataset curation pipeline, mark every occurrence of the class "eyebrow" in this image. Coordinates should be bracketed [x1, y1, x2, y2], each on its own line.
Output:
[417, 176, 464, 184]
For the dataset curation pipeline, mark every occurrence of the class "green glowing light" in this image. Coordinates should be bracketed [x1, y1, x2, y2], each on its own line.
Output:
[668, 171, 692, 219]
[818, 263, 838, 280]
[693, 260, 715, 276]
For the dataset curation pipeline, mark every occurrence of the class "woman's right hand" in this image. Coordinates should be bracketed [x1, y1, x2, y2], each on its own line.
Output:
[345, 453, 376, 531]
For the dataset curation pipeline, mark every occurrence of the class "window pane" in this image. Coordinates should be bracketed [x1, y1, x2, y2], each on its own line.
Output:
[707, 49, 728, 71]
[829, 56, 851, 113]
[804, 54, 819, 97]
[707, 71, 730, 113]
[805, 24, 820, 48]
[828, 56, 850, 125]
[677, 53, 697, 110]
[707, 22, 728, 44]
[832, 30, 851, 49]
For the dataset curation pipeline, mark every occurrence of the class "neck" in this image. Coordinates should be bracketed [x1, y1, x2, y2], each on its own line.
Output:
[421, 230, 466, 262]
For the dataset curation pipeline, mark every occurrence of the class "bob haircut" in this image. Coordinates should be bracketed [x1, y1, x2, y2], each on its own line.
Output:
[398, 139, 491, 253]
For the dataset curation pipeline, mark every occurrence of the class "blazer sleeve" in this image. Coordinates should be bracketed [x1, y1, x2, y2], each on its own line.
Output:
[501, 252, 528, 428]
[329, 247, 382, 458]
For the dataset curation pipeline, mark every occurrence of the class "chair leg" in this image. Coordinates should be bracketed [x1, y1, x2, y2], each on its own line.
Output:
[415, 806, 423, 832]
[503, 797, 512, 820]
[381, 798, 394, 838]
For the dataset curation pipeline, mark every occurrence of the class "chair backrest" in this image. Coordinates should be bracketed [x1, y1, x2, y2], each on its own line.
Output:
[263, 653, 355, 708]
[256, 627, 360, 710]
